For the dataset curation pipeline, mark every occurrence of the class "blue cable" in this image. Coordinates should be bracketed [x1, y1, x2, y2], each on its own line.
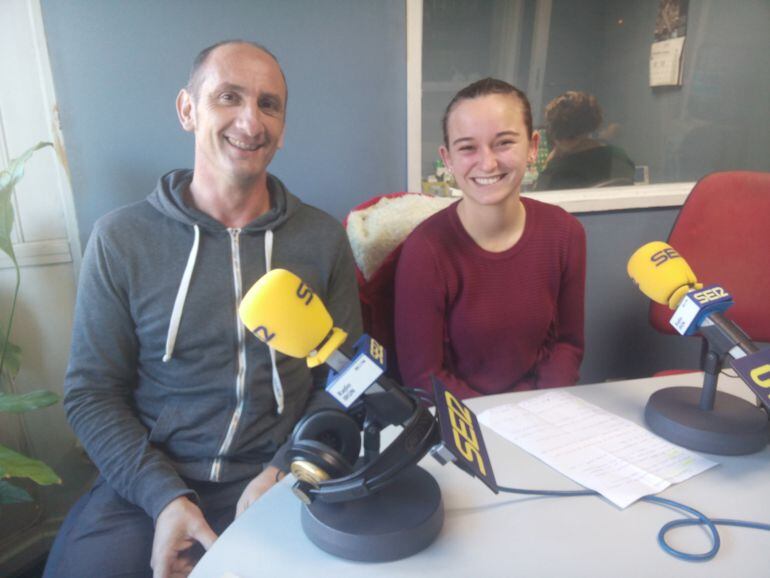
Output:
[640, 495, 720, 561]
[496, 484, 770, 562]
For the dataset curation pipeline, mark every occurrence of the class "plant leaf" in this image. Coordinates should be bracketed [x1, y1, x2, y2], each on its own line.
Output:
[0, 141, 52, 190]
[0, 444, 61, 485]
[0, 336, 21, 380]
[0, 479, 33, 504]
[0, 183, 17, 265]
[0, 390, 59, 413]
[0, 141, 53, 263]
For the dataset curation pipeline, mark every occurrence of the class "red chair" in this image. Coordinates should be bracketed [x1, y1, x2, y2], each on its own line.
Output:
[643, 171, 770, 454]
[649, 171, 770, 376]
[344, 193, 456, 379]
[650, 171, 770, 371]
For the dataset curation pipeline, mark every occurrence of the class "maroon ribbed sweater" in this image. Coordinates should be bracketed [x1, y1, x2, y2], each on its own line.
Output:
[395, 197, 586, 399]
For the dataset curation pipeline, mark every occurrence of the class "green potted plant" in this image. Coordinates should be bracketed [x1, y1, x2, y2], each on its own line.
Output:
[0, 142, 62, 506]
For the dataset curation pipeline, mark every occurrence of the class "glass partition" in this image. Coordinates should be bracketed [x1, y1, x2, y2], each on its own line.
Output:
[420, 0, 770, 194]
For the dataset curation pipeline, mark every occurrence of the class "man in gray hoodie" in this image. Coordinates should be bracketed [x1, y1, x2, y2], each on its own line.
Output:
[44, 40, 362, 578]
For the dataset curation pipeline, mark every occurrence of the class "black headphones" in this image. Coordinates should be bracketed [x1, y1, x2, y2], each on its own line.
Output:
[286, 393, 440, 504]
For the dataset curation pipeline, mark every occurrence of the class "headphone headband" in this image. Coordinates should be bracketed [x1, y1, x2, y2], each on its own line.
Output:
[296, 403, 439, 503]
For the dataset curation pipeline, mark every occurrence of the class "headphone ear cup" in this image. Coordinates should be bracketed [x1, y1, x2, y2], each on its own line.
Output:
[288, 439, 354, 485]
[291, 409, 361, 466]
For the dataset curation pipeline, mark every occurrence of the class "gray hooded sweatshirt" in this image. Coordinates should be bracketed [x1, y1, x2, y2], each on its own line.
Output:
[64, 169, 362, 520]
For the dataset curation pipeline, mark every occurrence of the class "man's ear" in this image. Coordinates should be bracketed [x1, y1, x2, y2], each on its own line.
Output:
[176, 89, 195, 132]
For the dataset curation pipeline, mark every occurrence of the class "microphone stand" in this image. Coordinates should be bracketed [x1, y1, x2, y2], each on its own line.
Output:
[645, 319, 768, 455]
[697, 348, 721, 411]
[362, 415, 382, 463]
[298, 349, 444, 562]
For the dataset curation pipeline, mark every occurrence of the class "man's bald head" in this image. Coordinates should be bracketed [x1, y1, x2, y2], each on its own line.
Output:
[186, 40, 287, 103]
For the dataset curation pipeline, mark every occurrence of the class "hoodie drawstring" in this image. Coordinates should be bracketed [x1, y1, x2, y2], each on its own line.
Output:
[264, 229, 285, 414]
[163, 224, 200, 363]
[162, 225, 284, 414]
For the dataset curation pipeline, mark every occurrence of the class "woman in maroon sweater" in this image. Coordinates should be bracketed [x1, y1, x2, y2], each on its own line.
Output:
[395, 79, 586, 399]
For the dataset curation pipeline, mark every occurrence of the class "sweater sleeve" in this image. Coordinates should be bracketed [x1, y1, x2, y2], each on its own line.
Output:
[533, 217, 586, 388]
[64, 230, 193, 521]
[394, 231, 481, 399]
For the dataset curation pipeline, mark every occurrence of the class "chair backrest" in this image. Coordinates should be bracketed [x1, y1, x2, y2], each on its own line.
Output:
[650, 171, 770, 341]
[344, 193, 456, 378]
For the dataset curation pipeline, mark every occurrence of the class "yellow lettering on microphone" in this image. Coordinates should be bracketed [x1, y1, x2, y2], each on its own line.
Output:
[369, 339, 385, 365]
[445, 391, 487, 476]
[750, 364, 770, 388]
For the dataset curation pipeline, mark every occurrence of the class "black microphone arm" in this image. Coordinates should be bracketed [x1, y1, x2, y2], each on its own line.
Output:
[698, 312, 758, 360]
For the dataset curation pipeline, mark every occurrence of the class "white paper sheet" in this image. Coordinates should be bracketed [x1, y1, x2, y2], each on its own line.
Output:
[479, 391, 717, 508]
[650, 36, 686, 87]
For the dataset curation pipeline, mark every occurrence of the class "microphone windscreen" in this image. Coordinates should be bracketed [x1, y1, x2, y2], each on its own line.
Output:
[627, 241, 699, 308]
[239, 269, 333, 358]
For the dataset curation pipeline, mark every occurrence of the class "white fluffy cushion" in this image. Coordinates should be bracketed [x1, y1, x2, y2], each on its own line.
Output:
[347, 194, 456, 281]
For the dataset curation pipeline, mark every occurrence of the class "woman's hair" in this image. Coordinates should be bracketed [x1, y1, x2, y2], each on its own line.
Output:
[544, 91, 602, 142]
[442, 78, 533, 147]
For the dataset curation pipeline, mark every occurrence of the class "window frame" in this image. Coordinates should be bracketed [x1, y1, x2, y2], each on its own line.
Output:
[406, 0, 692, 213]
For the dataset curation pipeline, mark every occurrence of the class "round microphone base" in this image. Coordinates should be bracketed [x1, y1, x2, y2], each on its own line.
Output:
[645, 386, 769, 455]
[300, 465, 443, 562]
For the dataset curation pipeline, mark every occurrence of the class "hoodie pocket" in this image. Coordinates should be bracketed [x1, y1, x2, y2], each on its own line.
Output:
[148, 402, 174, 443]
[147, 397, 233, 460]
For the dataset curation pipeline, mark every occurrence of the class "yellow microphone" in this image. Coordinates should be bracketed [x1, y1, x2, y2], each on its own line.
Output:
[238, 269, 348, 367]
[240, 269, 418, 423]
[628, 243, 769, 451]
[627, 241, 702, 309]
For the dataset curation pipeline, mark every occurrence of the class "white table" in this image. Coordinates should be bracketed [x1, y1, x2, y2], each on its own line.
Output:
[191, 374, 770, 578]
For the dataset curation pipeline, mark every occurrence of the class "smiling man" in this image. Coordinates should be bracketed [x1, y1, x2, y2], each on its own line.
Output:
[178, 42, 287, 226]
[44, 41, 362, 578]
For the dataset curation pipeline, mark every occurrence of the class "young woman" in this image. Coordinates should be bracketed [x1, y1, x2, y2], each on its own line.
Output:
[395, 78, 586, 399]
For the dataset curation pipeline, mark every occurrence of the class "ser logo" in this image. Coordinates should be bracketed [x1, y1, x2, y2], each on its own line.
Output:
[750, 364, 770, 389]
[650, 247, 680, 267]
[295, 281, 314, 306]
[444, 390, 487, 476]
[731, 348, 770, 411]
[369, 339, 385, 366]
[692, 286, 729, 304]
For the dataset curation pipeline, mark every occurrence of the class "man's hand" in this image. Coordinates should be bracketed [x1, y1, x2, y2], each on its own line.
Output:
[151, 495, 217, 578]
[235, 465, 285, 518]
